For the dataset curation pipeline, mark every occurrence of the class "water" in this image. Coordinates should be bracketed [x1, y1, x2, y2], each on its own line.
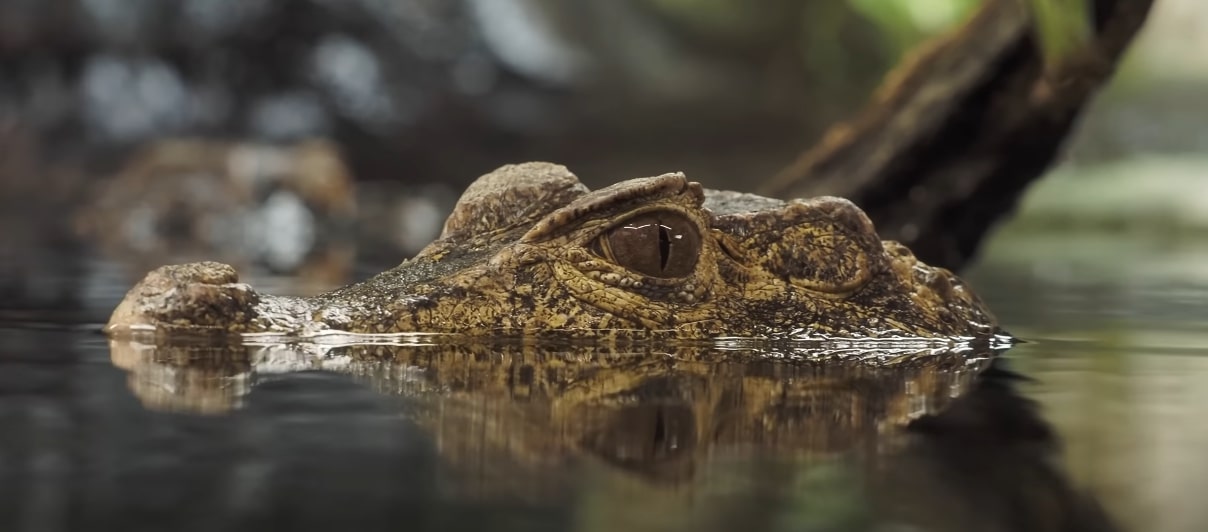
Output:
[2, 236, 1207, 532]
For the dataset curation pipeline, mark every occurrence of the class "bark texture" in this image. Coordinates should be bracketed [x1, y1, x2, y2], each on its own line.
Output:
[759, 0, 1155, 272]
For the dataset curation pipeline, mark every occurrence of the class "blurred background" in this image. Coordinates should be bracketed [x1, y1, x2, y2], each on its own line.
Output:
[0, 0, 921, 293]
[1, 0, 1202, 293]
[2, 1, 1208, 530]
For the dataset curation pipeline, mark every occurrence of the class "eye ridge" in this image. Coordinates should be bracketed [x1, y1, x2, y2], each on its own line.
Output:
[597, 211, 700, 279]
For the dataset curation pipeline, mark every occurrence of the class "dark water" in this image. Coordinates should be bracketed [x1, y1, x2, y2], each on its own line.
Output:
[2, 238, 1207, 532]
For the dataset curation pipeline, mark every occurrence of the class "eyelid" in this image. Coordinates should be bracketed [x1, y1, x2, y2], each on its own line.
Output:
[522, 173, 699, 244]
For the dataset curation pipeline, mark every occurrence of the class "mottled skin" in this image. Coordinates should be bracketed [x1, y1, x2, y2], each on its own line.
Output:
[105, 162, 998, 339]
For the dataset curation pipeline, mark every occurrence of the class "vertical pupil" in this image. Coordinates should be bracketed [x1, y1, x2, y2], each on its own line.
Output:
[658, 223, 671, 271]
[604, 211, 700, 279]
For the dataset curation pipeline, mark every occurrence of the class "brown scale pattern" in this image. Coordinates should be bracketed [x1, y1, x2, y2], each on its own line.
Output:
[106, 162, 999, 340]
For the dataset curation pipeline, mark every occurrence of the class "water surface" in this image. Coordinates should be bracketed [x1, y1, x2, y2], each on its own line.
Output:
[2, 236, 1207, 532]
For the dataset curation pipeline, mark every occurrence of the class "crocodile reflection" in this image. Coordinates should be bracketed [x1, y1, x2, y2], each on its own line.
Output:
[109, 340, 1116, 530]
[110, 340, 990, 481]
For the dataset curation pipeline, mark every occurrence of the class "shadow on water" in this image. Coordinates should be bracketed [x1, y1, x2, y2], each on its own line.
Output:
[0, 329, 1118, 532]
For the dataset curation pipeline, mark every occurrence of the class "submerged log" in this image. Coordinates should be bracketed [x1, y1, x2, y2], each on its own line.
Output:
[758, 0, 1154, 272]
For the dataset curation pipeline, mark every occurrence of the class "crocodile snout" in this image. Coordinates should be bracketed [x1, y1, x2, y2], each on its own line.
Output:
[106, 261, 261, 336]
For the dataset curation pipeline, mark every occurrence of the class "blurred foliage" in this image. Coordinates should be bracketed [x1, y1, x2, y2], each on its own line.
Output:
[645, 0, 798, 44]
[848, 0, 1093, 67]
[848, 0, 979, 52]
[1028, 0, 1092, 67]
[646, 0, 981, 62]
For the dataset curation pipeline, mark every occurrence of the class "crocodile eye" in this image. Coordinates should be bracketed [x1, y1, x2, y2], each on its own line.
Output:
[601, 212, 700, 278]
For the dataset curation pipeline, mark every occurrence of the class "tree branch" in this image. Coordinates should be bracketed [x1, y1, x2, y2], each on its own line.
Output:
[758, 0, 1155, 272]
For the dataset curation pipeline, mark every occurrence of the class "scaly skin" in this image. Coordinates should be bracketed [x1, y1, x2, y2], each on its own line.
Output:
[105, 162, 998, 339]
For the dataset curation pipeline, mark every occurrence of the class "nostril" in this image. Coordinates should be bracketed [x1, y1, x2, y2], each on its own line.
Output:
[106, 262, 258, 335]
[928, 273, 955, 300]
[912, 264, 955, 299]
[152, 261, 239, 285]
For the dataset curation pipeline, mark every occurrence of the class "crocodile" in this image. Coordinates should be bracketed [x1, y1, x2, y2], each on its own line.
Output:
[105, 162, 998, 340]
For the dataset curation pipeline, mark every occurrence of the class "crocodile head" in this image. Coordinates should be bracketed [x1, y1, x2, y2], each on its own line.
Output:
[105, 162, 998, 339]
